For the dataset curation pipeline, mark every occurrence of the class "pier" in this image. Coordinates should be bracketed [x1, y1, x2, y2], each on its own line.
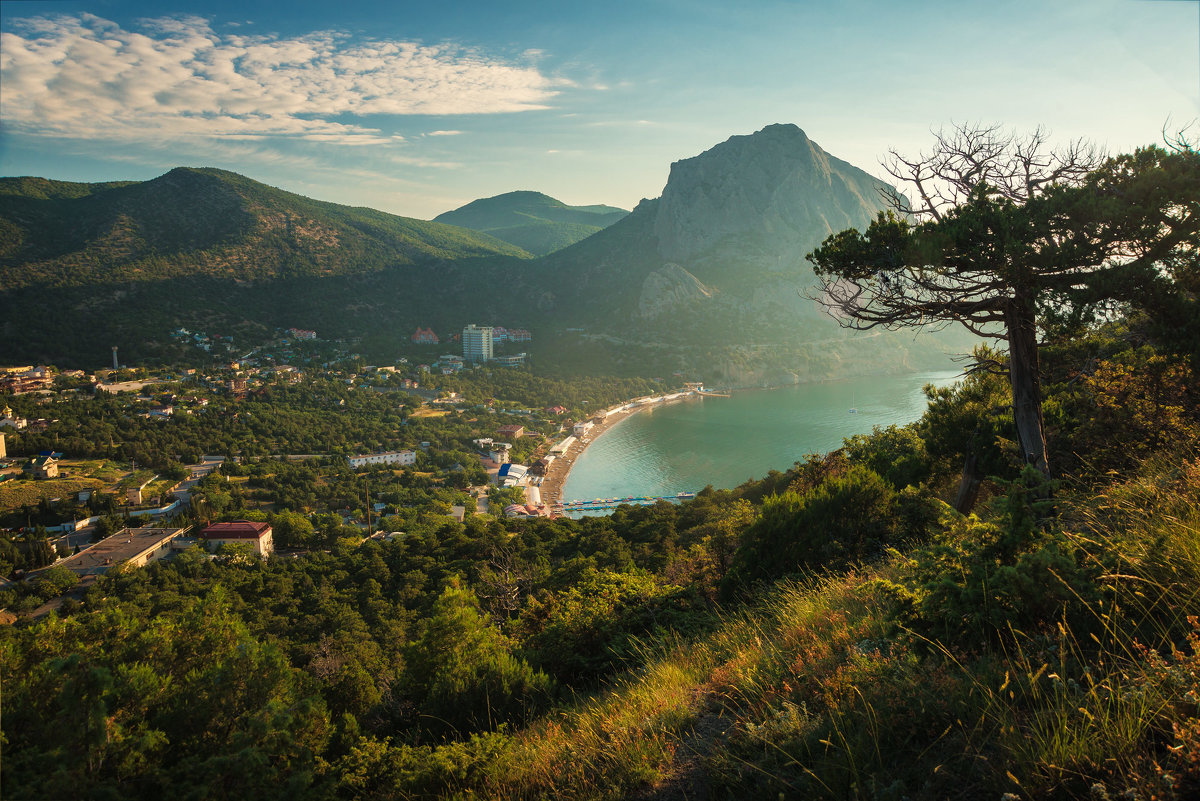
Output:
[556, 492, 696, 512]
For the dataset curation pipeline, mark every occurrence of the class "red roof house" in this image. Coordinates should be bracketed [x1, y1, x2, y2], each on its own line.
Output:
[200, 520, 274, 557]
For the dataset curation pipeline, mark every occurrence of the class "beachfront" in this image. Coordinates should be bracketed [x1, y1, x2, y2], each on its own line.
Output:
[538, 390, 701, 509]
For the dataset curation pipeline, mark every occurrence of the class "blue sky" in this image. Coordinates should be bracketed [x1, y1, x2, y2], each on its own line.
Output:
[1, 0, 1197, 218]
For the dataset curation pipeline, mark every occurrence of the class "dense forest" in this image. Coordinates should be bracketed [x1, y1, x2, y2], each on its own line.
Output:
[3, 141, 1200, 800]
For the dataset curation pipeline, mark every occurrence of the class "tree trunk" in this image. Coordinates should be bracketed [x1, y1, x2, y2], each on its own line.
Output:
[953, 445, 984, 515]
[1005, 294, 1050, 476]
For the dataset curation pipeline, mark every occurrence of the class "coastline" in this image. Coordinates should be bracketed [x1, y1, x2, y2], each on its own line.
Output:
[539, 392, 703, 509]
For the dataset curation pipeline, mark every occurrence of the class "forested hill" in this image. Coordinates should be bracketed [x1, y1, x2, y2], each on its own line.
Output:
[433, 191, 628, 256]
[0, 167, 530, 290]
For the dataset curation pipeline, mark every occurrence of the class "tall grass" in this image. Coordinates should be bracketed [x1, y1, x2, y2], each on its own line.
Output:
[474, 455, 1200, 800]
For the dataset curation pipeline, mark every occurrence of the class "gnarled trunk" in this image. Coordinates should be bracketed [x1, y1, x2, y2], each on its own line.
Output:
[1006, 293, 1049, 476]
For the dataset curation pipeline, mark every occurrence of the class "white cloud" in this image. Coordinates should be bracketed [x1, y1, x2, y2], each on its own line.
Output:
[427, 130, 464, 136]
[0, 14, 566, 147]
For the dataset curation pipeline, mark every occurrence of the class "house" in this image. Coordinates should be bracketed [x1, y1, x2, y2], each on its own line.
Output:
[573, 420, 595, 437]
[22, 455, 58, 479]
[496, 424, 525, 439]
[288, 328, 317, 340]
[550, 436, 576, 456]
[200, 520, 274, 557]
[411, 327, 439, 345]
[508, 328, 532, 342]
[545, 405, 567, 415]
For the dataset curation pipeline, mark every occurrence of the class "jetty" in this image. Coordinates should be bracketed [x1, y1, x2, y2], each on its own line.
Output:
[556, 492, 696, 513]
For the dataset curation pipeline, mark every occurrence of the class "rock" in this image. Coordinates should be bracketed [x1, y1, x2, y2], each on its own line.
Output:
[637, 263, 713, 319]
[652, 123, 895, 271]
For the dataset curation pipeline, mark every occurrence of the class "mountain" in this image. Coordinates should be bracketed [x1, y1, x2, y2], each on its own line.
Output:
[0, 168, 533, 365]
[0, 167, 528, 291]
[433, 191, 627, 256]
[0, 128, 970, 380]
[528, 123, 969, 383]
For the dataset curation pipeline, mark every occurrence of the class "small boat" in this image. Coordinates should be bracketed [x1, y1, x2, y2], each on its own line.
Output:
[848, 408, 858, 414]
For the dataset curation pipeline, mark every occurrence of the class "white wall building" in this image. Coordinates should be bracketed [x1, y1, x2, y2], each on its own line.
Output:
[348, 450, 417, 469]
[462, 324, 494, 363]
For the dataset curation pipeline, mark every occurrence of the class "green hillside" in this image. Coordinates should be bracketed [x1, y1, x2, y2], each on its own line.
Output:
[434, 190, 627, 256]
[0, 167, 530, 290]
[0, 168, 540, 366]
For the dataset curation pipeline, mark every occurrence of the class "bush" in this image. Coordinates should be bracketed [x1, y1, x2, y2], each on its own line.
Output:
[725, 466, 898, 591]
[518, 570, 710, 683]
[843, 424, 932, 490]
[895, 467, 1101, 646]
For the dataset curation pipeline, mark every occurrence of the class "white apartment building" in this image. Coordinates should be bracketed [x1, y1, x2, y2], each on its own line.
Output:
[462, 324, 494, 362]
[348, 450, 417, 469]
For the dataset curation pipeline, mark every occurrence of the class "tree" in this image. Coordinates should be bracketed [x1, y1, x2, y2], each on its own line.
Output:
[808, 125, 1200, 497]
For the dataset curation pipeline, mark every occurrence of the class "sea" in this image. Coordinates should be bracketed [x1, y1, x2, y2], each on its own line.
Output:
[561, 368, 961, 505]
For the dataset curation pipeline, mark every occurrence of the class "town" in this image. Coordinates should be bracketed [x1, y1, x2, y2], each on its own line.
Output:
[0, 323, 691, 617]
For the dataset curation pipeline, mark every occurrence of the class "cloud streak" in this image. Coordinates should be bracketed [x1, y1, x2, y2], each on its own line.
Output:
[0, 14, 565, 146]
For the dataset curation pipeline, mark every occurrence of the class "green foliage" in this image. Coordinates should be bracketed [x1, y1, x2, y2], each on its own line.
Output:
[403, 581, 553, 734]
[332, 729, 510, 800]
[726, 466, 899, 590]
[895, 468, 1100, 645]
[519, 570, 710, 683]
[842, 423, 932, 490]
[0, 588, 331, 800]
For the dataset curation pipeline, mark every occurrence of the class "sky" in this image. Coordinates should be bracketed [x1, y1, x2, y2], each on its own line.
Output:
[1, 0, 1197, 219]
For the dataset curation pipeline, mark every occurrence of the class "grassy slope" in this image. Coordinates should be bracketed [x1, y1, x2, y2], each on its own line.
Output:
[477, 461, 1200, 800]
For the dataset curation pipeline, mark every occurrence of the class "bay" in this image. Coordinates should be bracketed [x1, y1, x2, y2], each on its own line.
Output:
[562, 368, 960, 503]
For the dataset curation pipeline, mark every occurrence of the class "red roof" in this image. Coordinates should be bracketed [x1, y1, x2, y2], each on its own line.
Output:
[200, 520, 272, 540]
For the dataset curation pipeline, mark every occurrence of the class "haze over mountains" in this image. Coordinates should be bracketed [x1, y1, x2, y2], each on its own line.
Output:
[0, 124, 966, 381]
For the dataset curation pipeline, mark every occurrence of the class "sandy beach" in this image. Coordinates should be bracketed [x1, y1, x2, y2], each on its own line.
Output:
[539, 391, 703, 509]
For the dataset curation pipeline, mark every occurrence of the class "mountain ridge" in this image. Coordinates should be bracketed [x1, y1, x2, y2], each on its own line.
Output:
[433, 190, 628, 256]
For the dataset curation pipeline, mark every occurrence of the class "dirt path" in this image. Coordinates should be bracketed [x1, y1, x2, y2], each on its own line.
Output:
[634, 691, 734, 801]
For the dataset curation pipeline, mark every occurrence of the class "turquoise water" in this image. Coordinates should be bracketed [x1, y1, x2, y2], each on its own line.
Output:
[562, 369, 960, 502]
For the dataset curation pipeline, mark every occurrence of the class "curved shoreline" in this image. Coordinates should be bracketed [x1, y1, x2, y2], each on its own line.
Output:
[540, 392, 704, 509]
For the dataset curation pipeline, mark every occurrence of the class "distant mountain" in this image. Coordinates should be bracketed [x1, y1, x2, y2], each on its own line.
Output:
[0, 167, 528, 291]
[528, 124, 969, 383]
[434, 191, 627, 256]
[0, 168, 532, 365]
[0, 129, 969, 381]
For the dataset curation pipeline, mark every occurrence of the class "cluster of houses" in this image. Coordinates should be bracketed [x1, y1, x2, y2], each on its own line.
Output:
[0, 366, 60, 394]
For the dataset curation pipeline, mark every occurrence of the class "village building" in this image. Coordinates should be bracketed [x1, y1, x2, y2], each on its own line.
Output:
[0, 405, 28, 429]
[411, 327, 439, 344]
[462, 324, 493, 363]
[22, 455, 59, 479]
[55, 526, 189, 577]
[200, 520, 274, 557]
[347, 450, 417, 469]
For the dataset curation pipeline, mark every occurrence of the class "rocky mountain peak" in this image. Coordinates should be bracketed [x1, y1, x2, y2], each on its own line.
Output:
[652, 123, 893, 268]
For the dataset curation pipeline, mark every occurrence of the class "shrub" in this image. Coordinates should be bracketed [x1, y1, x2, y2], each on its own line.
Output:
[725, 466, 897, 591]
[404, 581, 553, 734]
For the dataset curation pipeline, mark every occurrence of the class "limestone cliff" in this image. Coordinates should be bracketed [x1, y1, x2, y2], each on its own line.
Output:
[653, 123, 893, 274]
